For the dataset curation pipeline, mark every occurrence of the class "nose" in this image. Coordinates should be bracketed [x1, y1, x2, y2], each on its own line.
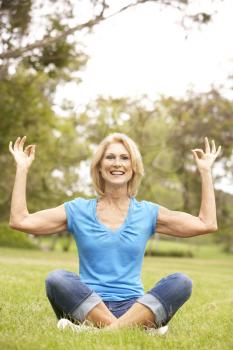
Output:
[113, 158, 122, 167]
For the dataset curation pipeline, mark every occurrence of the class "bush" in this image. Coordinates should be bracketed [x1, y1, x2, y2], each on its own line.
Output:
[0, 222, 39, 249]
[145, 237, 195, 258]
[144, 250, 194, 258]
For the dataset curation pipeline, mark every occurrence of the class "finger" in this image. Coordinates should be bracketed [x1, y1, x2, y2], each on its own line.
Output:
[32, 145, 36, 159]
[13, 137, 21, 151]
[211, 140, 216, 153]
[18, 136, 27, 151]
[215, 145, 222, 158]
[192, 149, 205, 158]
[205, 137, 210, 154]
[9, 141, 14, 154]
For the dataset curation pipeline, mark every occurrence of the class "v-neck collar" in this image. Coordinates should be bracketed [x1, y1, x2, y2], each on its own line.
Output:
[93, 197, 134, 234]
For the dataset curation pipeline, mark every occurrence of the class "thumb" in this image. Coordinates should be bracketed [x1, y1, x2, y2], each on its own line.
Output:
[29, 145, 36, 158]
[25, 145, 33, 156]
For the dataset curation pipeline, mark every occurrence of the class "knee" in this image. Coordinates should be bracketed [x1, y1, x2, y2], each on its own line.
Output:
[172, 272, 193, 299]
[45, 269, 68, 292]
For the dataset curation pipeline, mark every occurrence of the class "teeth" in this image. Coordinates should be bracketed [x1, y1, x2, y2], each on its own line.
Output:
[111, 171, 124, 175]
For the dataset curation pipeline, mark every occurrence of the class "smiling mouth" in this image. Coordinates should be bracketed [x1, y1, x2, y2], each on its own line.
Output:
[110, 171, 125, 175]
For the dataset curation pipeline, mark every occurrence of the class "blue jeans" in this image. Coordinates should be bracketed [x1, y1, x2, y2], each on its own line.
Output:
[45, 270, 192, 326]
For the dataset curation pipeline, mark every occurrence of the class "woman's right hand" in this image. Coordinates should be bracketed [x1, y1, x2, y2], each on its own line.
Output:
[9, 136, 36, 170]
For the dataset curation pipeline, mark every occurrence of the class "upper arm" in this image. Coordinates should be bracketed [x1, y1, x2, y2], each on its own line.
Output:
[11, 204, 67, 235]
[156, 206, 213, 237]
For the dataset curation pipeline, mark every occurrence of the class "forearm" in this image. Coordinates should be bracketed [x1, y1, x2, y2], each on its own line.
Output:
[198, 169, 218, 231]
[10, 166, 30, 227]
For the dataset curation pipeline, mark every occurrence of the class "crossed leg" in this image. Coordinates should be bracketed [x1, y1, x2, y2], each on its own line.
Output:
[46, 270, 192, 330]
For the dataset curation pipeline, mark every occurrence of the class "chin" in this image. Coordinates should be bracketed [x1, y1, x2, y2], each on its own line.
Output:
[107, 179, 129, 186]
[110, 180, 127, 185]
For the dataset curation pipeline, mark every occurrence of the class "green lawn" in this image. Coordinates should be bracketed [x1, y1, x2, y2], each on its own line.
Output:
[0, 247, 232, 350]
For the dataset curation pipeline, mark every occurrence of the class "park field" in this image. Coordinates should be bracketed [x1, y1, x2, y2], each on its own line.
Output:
[0, 247, 232, 350]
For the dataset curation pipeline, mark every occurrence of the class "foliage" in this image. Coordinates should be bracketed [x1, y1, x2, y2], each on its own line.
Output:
[0, 68, 90, 219]
[157, 90, 233, 207]
[145, 236, 194, 257]
[215, 191, 233, 253]
[0, 222, 38, 249]
[0, 0, 218, 64]
[145, 249, 193, 258]
[0, 0, 88, 80]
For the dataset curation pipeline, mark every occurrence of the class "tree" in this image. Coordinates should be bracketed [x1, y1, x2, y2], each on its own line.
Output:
[161, 89, 233, 212]
[0, 0, 89, 82]
[0, 0, 220, 67]
[0, 68, 90, 220]
[216, 190, 233, 253]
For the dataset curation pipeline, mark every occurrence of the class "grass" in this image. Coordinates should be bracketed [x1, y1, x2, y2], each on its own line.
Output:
[145, 237, 229, 258]
[0, 247, 233, 350]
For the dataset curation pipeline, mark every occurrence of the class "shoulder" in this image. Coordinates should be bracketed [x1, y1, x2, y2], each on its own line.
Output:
[64, 197, 96, 212]
[132, 198, 160, 234]
[133, 198, 159, 221]
[133, 197, 159, 211]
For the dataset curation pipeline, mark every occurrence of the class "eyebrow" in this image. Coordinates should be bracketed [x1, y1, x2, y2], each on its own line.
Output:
[105, 153, 130, 156]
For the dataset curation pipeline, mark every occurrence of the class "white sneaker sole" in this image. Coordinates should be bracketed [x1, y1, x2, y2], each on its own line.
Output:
[146, 325, 168, 336]
[57, 318, 97, 333]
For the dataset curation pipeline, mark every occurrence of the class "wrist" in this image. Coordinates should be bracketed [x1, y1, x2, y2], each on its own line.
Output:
[199, 168, 212, 176]
[16, 165, 30, 174]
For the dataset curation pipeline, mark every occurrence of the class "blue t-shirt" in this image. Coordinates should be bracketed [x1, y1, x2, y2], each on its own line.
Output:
[64, 197, 159, 301]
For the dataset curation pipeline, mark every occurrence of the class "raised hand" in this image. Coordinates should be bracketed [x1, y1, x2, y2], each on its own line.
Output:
[9, 136, 36, 170]
[192, 137, 221, 173]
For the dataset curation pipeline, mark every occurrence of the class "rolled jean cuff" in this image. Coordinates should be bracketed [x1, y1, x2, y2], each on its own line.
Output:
[71, 292, 102, 322]
[137, 293, 167, 326]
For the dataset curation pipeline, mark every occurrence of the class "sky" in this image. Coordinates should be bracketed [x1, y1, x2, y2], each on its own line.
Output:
[55, 0, 233, 106]
[54, 0, 233, 193]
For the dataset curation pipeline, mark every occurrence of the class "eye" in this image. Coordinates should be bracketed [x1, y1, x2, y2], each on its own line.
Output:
[106, 155, 114, 159]
[121, 156, 129, 160]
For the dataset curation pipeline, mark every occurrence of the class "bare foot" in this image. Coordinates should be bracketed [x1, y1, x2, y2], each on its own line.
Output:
[102, 320, 122, 331]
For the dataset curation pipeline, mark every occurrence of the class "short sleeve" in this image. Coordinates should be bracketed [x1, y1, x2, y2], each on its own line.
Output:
[64, 198, 81, 234]
[143, 200, 160, 236]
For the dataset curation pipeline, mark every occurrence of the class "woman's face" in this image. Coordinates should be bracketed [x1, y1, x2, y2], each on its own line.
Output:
[100, 142, 133, 187]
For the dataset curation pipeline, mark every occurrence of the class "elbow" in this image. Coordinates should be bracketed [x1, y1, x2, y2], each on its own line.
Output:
[9, 219, 21, 231]
[203, 223, 218, 234]
[9, 216, 27, 231]
[9, 217, 16, 229]
[211, 224, 218, 232]
[198, 216, 218, 234]
[9, 213, 29, 232]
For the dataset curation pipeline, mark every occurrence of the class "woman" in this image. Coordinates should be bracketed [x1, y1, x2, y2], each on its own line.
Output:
[9, 133, 221, 333]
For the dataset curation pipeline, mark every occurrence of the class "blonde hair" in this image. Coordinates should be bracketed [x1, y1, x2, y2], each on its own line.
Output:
[90, 133, 144, 197]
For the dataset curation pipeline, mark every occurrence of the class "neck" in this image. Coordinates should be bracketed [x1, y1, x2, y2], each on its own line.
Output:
[101, 184, 130, 205]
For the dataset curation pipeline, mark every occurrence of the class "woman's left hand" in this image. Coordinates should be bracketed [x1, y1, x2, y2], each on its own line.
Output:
[192, 137, 221, 173]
